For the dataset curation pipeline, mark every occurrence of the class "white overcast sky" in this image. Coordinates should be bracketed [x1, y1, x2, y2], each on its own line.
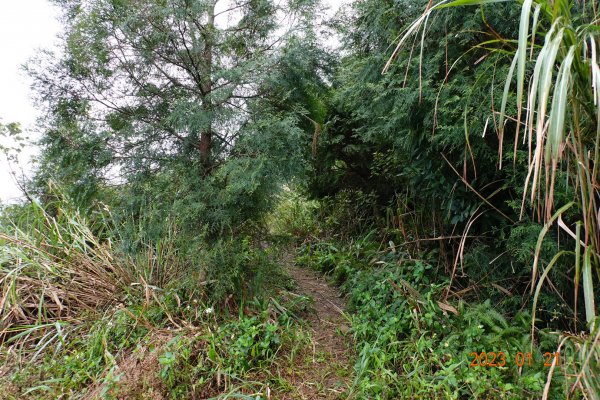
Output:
[0, 0, 347, 204]
[0, 0, 60, 203]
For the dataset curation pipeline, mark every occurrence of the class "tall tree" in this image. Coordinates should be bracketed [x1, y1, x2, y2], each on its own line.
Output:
[30, 0, 315, 180]
[28, 0, 319, 234]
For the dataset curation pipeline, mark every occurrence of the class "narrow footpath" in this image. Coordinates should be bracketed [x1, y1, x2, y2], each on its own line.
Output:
[279, 264, 353, 399]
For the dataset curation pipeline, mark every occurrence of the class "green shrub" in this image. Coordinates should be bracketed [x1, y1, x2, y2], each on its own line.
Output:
[266, 188, 320, 240]
[203, 237, 287, 308]
[156, 298, 304, 399]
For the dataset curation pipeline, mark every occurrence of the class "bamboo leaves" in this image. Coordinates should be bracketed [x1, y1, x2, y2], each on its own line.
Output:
[385, 0, 599, 321]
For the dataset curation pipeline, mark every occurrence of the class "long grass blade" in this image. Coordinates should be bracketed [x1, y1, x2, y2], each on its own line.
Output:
[531, 250, 572, 340]
[582, 247, 596, 330]
[531, 201, 574, 289]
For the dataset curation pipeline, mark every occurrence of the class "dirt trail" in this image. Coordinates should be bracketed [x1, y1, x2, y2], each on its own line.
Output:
[282, 265, 353, 399]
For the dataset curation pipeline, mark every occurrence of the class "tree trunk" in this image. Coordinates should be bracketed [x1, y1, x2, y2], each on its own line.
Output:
[199, 1, 214, 171]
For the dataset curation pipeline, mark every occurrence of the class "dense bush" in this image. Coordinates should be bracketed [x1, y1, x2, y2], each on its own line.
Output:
[202, 237, 290, 308]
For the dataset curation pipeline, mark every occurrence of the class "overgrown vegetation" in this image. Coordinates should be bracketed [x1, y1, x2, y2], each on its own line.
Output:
[0, 193, 314, 398]
[286, 192, 593, 399]
[1, 0, 599, 397]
